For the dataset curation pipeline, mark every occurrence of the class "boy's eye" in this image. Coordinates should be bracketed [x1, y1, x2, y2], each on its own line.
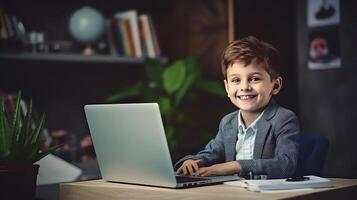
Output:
[249, 76, 261, 82]
[231, 78, 240, 83]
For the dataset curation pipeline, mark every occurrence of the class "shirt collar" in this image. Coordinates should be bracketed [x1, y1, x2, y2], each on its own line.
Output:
[238, 110, 265, 134]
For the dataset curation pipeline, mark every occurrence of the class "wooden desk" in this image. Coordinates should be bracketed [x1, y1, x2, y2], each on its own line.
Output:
[60, 178, 357, 200]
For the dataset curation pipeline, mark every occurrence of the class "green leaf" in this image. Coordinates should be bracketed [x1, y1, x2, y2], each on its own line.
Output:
[27, 139, 43, 161]
[20, 100, 33, 147]
[31, 113, 45, 144]
[184, 57, 202, 78]
[31, 145, 61, 163]
[195, 79, 227, 97]
[21, 141, 37, 161]
[157, 97, 172, 116]
[173, 57, 203, 105]
[105, 83, 143, 102]
[23, 112, 45, 162]
[28, 131, 46, 161]
[0, 98, 10, 156]
[163, 60, 186, 95]
[141, 87, 160, 102]
[144, 59, 166, 84]
[12, 91, 22, 146]
[175, 74, 197, 106]
[0, 90, 62, 164]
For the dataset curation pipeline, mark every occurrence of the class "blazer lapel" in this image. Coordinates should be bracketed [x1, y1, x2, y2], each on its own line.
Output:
[253, 99, 278, 158]
[254, 119, 271, 158]
[225, 113, 238, 162]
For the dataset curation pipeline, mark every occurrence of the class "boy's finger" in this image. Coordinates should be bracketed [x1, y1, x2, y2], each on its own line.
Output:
[182, 165, 188, 175]
[192, 161, 200, 172]
[194, 168, 205, 177]
[187, 164, 195, 176]
[176, 166, 183, 175]
[195, 167, 212, 177]
[195, 159, 202, 167]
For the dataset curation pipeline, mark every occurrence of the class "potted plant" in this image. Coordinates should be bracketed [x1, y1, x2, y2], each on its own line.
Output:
[0, 91, 60, 200]
[106, 57, 227, 153]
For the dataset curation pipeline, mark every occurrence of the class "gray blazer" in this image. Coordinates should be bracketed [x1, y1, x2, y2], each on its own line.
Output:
[174, 99, 300, 179]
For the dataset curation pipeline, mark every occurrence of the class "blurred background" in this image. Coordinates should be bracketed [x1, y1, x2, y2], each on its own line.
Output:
[1, 0, 357, 198]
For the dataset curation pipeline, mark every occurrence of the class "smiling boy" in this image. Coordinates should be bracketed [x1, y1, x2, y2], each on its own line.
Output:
[175, 36, 299, 179]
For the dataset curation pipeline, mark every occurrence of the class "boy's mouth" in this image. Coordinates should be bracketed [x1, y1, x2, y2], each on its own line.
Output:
[237, 95, 257, 100]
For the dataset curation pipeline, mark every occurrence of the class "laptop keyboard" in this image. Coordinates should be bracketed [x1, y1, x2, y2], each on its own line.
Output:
[176, 176, 209, 183]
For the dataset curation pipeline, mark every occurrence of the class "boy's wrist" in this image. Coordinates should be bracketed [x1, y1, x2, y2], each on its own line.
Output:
[224, 161, 241, 175]
[232, 161, 241, 174]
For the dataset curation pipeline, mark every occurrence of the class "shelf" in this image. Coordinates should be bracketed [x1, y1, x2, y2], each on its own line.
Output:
[0, 53, 166, 64]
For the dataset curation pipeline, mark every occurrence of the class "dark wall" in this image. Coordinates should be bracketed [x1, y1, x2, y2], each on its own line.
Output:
[0, 60, 143, 136]
[235, 0, 298, 113]
[297, 0, 357, 178]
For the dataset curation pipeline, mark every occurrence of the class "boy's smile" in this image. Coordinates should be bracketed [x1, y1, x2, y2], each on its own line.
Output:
[224, 62, 282, 118]
[237, 94, 257, 100]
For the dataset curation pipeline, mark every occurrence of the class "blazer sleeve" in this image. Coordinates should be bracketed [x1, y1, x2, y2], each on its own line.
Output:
[174, 117, 228, 170]
[238, 111, 300, 179]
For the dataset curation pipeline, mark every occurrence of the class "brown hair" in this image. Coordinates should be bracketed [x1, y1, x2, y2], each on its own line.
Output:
[221, 36, 280, 80]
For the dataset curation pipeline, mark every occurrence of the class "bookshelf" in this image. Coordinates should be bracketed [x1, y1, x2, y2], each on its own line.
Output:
[0, 0, 163, 63]
[0, 53, 166, 64]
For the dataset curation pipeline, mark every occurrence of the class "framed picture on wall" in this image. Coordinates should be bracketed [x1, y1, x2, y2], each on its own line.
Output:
[308, 28, 341, 70]
[307, 0, 340, 27]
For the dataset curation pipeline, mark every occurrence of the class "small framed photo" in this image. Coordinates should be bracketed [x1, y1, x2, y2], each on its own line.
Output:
[308, 28, 341, 70]
[307, 0, 340, 27]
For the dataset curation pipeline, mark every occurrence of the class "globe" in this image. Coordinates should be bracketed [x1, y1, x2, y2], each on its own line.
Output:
[69, 6, 105, 44]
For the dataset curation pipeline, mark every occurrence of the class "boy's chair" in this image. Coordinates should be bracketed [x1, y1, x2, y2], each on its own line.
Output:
[294, 132, 329, 177]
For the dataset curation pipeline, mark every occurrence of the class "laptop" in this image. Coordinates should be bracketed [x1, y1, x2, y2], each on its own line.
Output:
[84, 103, 241, 188]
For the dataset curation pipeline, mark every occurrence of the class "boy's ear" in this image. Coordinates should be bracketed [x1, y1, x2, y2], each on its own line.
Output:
[271, 76, 283, 95]
[224, 79, 230, 97]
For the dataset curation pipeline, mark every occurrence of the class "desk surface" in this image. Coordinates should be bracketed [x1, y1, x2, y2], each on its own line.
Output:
[60, 178, 357, 200]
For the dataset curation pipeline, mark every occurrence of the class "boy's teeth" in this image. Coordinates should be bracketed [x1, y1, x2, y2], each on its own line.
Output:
[239, 95, 255, 100]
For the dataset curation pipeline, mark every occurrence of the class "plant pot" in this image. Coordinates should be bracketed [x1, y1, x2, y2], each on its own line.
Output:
[0, 164, 40, 200]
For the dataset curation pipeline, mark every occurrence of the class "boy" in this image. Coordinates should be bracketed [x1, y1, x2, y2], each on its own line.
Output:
[175, 36, 299, 179]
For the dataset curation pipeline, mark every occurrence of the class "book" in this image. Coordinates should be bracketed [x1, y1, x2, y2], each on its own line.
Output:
[0, 10, 9, 39]
[110, 18, 125, 56]
[146, 14, 161, 57]
[124, 18, 135, 57]
[138, 18, 148, 56]
[225, 176, 333, 192]
[119, 19, 132, 56]
[3, 13, 15, 38]
[114, 10, 142, 58]
[105, 19, 117, 56]
[139, 14, 155, 58]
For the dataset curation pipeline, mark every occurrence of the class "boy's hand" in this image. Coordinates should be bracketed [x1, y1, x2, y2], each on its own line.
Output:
[194, 161, 240, 177]
[176, 159, 202, 176]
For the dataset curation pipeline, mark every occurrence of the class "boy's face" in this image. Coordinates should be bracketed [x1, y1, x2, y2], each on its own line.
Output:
[224, 62, 282, 116]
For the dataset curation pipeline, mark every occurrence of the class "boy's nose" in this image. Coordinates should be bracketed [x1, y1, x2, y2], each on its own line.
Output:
[240, 81, 251, 91]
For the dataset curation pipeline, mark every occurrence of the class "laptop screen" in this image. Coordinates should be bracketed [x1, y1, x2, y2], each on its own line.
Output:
[84, 103, 177, 187]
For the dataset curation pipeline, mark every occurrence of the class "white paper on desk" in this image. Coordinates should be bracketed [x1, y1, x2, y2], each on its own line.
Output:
[259, 188, 314, 193]
[35, 154, 82, 185]
[225, 180, 246, 187]
[224, 176, 333, 192]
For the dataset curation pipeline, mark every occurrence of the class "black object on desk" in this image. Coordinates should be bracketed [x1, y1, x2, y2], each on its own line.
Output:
[286, 176, 310, 182]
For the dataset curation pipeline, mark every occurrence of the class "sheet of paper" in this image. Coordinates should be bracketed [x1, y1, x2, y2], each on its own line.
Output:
[259, 188, 313, 193]
[224, 180, 246, 187]
[36, 154, 82, 185]
[224, 176, 332, 192]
